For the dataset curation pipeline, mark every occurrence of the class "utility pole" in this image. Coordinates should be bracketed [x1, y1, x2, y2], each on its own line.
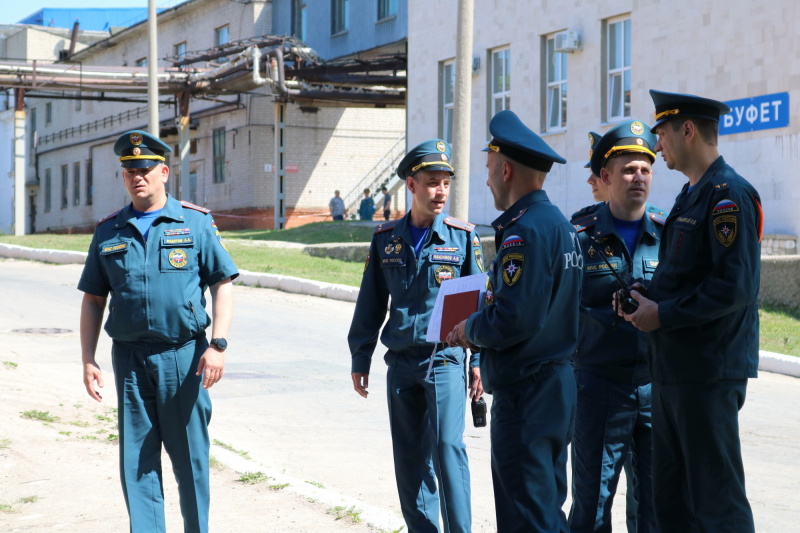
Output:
[147, 0, 159, 136]
[450, 0, 473, 220]
[13, 88, 26, 235]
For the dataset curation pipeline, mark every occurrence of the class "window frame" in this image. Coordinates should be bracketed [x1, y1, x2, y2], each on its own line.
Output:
[174, 41, 187, 61]
[212, 127, 226, 184]
[73, 161, 81, 206]
[604, 15, 632, 122]
[439, 60, 455, 143]
[487, 46, 511, 139]
[377, 0, 397, 21]
[543, 34, 568, 133]
[61, 164, 69, 209]
[331, 0, 349, 35]
[86, 159, 93, 206]
[292, 0, 307, 40]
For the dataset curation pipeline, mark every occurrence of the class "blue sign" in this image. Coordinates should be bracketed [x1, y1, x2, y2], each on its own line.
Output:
[720, 92, 789, 135]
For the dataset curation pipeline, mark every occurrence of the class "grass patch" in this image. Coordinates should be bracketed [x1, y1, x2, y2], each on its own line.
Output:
[212, 439, 251, 459]
[69, 420, 90, 427]
[18, 496, 38, 504]
[305, 480, 325, 489]
[225, 243, 363, 287]
[760, 304, 800, 356]
[209, 455, 224, 471]
[3, 362, 18, 369]
[21, 410, 59, 423]
[328, 505, 363, 523]
[79, 435, 98, 440]
[0, 437, 10, 449]
[237, 471, 269, 484]
[107, 433, 119, 442]
[59, 431, 72, 437]
[0, 503, 14, 513]
[0, 234, 93, 251]
[96, 414, 113, 422]
[223, 222, 374, 244]
[268, 482, 290, 491]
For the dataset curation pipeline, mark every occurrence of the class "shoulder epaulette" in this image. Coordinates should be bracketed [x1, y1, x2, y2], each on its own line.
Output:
[444, 216, 476, 232]
[374, 220, 398, 234]
[96, 209, 121, 225]
[649, 212, 666, 225]
[572, 212, 598, 233]
[180, 200, 211, 214]
[570, 202, 603, 224]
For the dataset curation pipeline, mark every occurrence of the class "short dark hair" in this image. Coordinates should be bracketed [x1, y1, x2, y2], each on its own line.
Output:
[669, 117, 718, 146]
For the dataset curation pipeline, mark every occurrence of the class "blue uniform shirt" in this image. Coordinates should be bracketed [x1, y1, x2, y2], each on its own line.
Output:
[78, 194, 239, 344]
[648, 156, 762, 382]
[465, 190, 583, 391]
[348, 212, 485, 374]
[572, 202, 666, 384]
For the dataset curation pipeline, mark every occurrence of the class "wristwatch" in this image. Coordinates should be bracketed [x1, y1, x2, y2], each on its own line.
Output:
[210, 338, 228, 351]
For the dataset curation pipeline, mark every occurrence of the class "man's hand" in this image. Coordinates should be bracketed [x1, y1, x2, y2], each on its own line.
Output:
[468, 366, 483, 400]
[83, 361, 104, 402]
[352, 373, 369, 398]
[196, 347, 225, 389]
[614, 289, 661, 332]
[446, 320, 478, 351]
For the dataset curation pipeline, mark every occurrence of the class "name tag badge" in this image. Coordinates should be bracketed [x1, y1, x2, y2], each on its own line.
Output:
[161, 236, 194, 247]
[381, 256, 405, 267]
[430, 253, 461, 264]
[100, 241, 128, 254]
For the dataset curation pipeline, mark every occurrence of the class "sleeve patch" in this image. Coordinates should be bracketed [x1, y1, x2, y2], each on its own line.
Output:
[501, 235, 524, 249]
[712, 199, 739, 215]
[713, 215, 738, 247]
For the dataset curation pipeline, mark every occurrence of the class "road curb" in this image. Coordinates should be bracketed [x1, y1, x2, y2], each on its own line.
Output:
[2, 243, 797, 379]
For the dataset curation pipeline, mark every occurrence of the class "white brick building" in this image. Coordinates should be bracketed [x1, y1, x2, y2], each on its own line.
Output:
[17, 0, 406, 233]
[408, 0, 800, 238]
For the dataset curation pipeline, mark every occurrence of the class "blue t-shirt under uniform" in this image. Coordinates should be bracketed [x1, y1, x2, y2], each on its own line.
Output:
[613, 217, 642, 256]
[131, 207, 163, 239]
[409, 224, 431, 257]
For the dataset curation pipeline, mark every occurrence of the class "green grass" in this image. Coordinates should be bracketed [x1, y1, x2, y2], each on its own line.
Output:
[759, 304, 800, 356]
[226, 242, 363, 287]
[237, 471, 269, 484]
[327, 505, 363, 523]
[0, 234, 93, 251]
[20, 410, 59, 423]
[222, 221, 373, 244]
[212, 439, 251, 459]
[0, 437, 10, 449]
[3, 362, 18, 369]
[268, 482, 290, 490]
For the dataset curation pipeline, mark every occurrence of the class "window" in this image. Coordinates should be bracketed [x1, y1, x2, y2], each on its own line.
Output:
[488, 47, 511, 137]
[331, 0, 349, 34]
[86, 159, 93, 206]
[44, 168, 51, 212]
[378, 0, 397, 20]
[440, 60, 455, 143]
[545, 35, 568, 131]
[29, 108, 36, 152]
[45, 102, 52, 125]
[292, 1, 307, 40]
[73, 162, 80, 206]
[213, 128, 226, 183]
[136, 57, 147, 67]
[605, 16, 631, 121]
[61, 164, 69, 209]
[174, 41, 187, 60]
[215, 25, 230, 62]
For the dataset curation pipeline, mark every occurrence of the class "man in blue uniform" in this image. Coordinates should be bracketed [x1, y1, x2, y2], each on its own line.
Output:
[447, 110, 582, 533]
[571, 131, 607, 223]
[79, 130, 238, 533]
[569, 120, 665, 533]
[348, 139, 484, 533]
[618, 90, 763, 533]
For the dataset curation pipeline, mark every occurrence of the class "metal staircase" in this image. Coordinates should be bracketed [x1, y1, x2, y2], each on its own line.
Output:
[344, 134, 406, 219]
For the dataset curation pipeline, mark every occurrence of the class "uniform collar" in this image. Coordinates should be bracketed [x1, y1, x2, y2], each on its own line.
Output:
[117, 194, 185, 227]
[592, 202, 660, 242]
[680, 155, 726, 203]
[492, 189, 548, 232]
[392, 212, 447, 244]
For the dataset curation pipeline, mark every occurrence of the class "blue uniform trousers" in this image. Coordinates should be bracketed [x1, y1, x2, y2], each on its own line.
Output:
[490, 361, 576, 533]
[651, 380, 754, 533]
[569, 370, 655, 533]
[385, 348, 472, 533]
[112, 338, 212, 533]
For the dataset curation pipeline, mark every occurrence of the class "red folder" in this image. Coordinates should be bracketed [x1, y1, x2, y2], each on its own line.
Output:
[440, 290, 480, 342]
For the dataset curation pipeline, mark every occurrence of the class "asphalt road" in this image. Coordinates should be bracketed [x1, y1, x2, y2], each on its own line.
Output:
[1, 258, 798, 532]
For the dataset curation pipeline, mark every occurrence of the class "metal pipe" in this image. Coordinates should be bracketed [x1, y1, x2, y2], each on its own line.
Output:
[450, 0, 474, 220]
[147, 0, 159, 135]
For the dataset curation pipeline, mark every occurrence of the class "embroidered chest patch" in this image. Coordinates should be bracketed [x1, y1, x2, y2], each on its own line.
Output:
[168, 249, 189, 268]
[434, 265, 455, 285]
[484, 277, 495, 305]
[502, 253, 524, 286]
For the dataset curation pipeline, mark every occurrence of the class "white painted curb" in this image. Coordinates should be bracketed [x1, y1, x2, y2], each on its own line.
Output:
[759, 350, 800, 378]
[0, 242, 87, 264]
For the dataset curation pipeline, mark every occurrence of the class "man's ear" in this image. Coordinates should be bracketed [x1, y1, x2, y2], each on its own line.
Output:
[600, 166, 611, 186]
[406, 176, 416, 193]
[502, 160, 512, 183]
[161, 164, 169, 183]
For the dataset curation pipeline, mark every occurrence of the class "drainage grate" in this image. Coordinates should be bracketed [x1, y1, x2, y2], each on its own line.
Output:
[12, 328, 73, 335]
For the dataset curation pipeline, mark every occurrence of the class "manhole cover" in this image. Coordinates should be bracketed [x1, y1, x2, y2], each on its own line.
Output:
[12, 328, 73, 335]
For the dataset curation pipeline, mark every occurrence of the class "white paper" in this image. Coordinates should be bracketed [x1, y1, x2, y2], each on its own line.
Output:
[425, 273, 488, 342]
